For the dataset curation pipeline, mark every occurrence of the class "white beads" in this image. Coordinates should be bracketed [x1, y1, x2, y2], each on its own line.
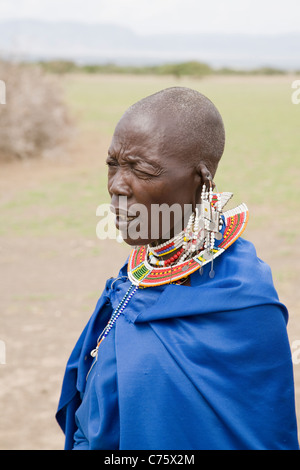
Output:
[193, 207, 199, 238]
[90, 284, 138, 359]
[146, 184, 225, 273]
[151, 231, 184, 253]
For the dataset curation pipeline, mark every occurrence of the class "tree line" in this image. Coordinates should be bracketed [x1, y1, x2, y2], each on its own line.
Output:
[36, 60, 297, 77]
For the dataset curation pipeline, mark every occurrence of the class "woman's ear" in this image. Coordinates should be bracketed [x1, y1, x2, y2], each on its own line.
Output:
[193, 162, 214, 207]
[196, 162, 214, 190]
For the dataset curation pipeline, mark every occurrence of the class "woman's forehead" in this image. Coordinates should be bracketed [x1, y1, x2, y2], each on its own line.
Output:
[110, 113, 165, 153]
[110, 109, 190, 159]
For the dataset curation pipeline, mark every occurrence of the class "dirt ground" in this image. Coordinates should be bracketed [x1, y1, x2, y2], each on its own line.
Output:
[0, 136, 299, 450]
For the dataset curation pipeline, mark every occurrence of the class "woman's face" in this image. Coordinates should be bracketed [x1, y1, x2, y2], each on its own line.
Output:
[107, 112, 201, 246]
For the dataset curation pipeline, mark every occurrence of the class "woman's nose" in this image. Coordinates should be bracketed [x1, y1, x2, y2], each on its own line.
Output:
[108, 168, 133, 198]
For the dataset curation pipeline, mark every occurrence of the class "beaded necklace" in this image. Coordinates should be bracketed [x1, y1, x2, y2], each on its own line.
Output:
[128, 188, 249, 287]
[89, 284, 138, 361]
[88, 187, 248, 373]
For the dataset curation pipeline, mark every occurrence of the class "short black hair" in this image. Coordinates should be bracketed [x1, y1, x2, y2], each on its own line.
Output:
[125, 87, 225, 177]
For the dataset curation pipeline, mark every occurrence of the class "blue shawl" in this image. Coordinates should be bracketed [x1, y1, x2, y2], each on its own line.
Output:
[56, 238, 299, 450]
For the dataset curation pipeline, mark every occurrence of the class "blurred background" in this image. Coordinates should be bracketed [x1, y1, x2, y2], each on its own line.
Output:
[0, 0, 299, 450]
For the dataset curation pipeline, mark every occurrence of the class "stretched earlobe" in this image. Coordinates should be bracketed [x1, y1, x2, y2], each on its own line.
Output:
[196, 163, 214, 190]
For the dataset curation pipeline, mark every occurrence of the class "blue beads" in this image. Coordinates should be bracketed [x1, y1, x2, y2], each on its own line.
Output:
[96, 284, 138, 344]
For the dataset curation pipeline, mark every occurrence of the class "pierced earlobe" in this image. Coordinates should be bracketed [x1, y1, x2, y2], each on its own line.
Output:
[197, 163, 213, 191]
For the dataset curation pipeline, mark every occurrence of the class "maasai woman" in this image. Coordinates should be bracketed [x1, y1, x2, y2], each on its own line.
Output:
[56, 87, 299, 450]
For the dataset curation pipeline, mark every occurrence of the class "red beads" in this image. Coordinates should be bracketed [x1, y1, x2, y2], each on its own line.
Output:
[163, 247, 184, 266]
[156, 241, 175, 255]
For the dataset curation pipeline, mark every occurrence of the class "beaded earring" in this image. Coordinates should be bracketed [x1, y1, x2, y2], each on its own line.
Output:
[127, 186, 248, 287]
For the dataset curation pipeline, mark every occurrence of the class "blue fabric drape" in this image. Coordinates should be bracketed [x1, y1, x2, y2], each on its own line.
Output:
[56, 238, 299, 450]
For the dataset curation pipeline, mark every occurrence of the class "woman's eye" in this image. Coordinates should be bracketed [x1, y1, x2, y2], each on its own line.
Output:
[106, 159, 118, 168]
[131, 166, 152, 178]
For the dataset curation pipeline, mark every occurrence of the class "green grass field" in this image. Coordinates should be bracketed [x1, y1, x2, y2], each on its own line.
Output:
[1, 73, 299, 237]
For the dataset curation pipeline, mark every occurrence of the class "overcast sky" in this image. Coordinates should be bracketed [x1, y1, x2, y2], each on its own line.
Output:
[0, 0, 299, 35]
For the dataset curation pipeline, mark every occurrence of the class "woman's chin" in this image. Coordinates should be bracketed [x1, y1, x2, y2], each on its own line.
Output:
[119, 235, 152, 246]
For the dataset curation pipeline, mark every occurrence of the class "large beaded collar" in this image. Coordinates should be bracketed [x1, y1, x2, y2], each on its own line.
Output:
[128, 188, 249, 287]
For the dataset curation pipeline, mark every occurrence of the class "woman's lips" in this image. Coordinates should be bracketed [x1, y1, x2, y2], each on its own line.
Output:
[116, 215, 137, 228]
[113, 209, 139, 230]
[117, 214, 137, 222]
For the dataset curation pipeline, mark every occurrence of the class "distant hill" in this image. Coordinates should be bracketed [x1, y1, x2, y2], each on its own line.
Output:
[0, 19, 299, 70]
